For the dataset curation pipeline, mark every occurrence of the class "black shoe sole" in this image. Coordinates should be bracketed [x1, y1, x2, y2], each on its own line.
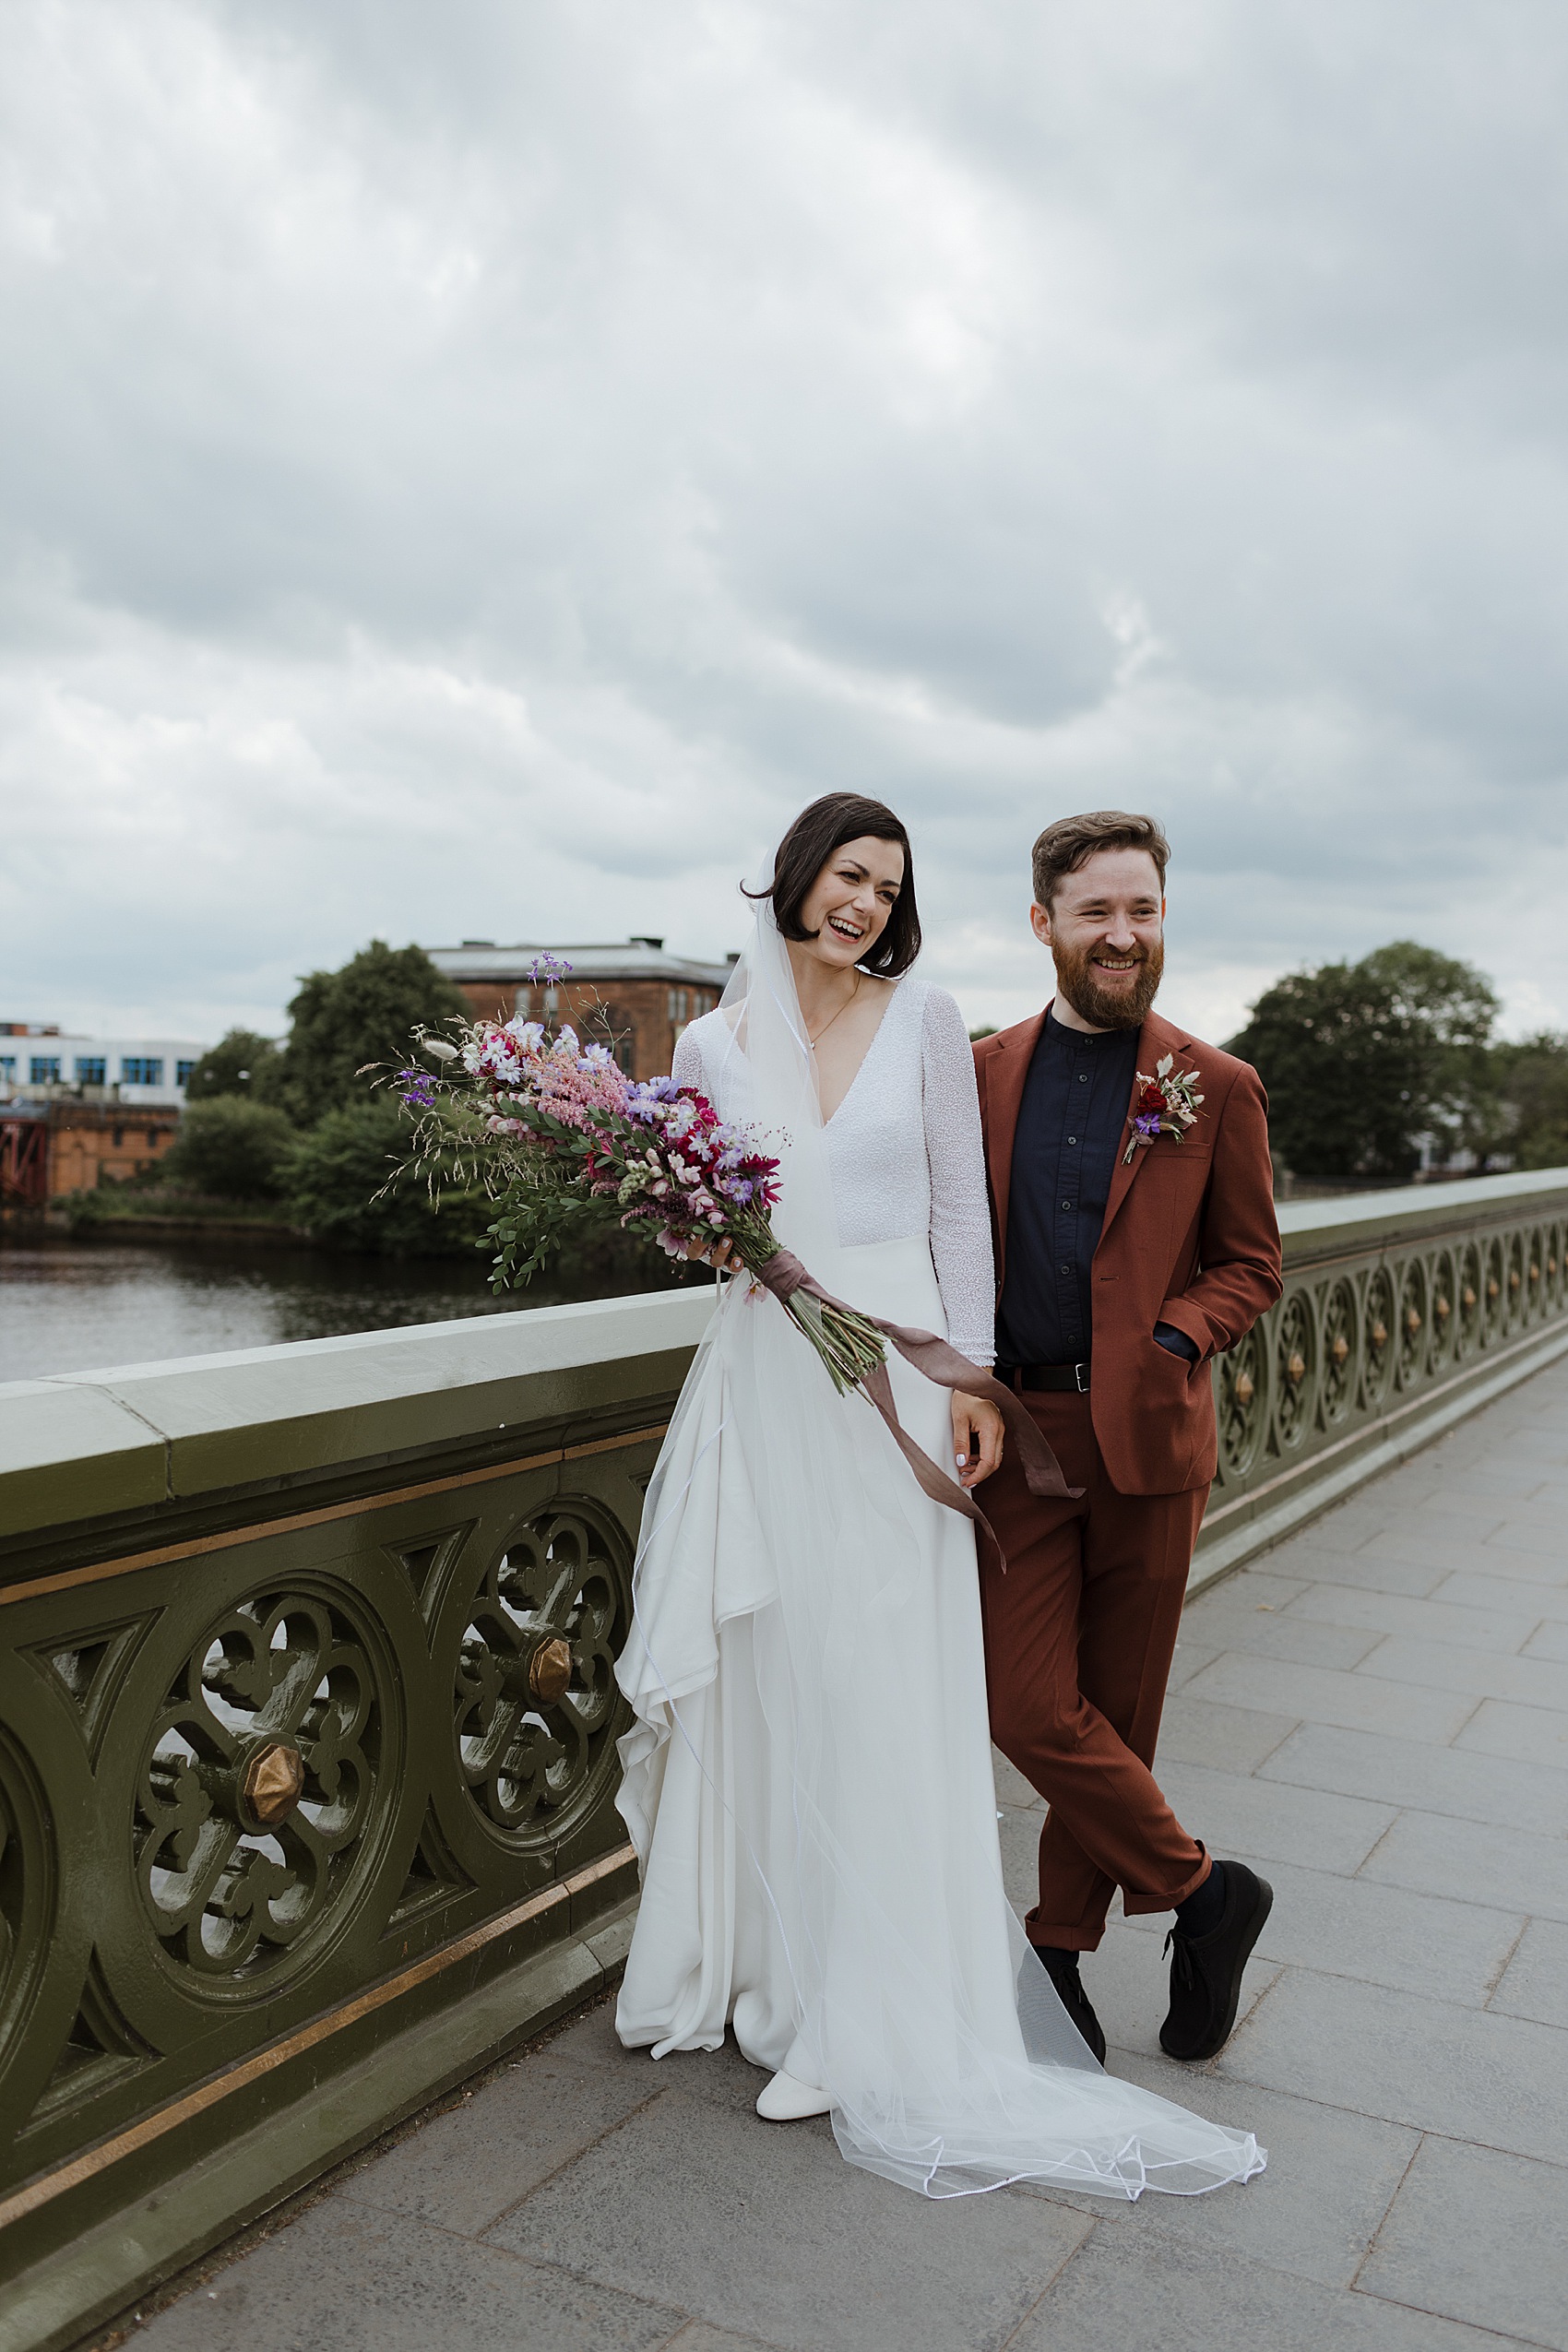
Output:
[1160, 1872, 1274, 2062]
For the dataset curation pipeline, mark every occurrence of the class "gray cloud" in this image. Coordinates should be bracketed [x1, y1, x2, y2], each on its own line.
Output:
[3, 0, 1565, 1050]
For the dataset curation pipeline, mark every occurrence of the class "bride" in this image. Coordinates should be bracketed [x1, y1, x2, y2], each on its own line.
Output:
[613, 792, 1264, 2200]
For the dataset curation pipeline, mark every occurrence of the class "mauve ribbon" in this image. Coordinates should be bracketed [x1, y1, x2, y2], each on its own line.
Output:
[753, 1248, 1084, 1573]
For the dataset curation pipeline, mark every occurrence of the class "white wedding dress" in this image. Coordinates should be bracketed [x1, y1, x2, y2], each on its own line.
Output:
[614, 912, 1264, 2200]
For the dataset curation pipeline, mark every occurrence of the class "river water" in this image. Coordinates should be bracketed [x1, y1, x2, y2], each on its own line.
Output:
[0, 1236, 698, 1384]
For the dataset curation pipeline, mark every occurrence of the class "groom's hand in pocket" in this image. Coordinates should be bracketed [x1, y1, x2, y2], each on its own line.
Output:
[952, 1392, 1005, 1489]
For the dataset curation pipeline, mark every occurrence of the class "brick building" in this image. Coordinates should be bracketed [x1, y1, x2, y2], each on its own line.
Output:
[0, 1099, 181, 1206]
[0, 1021, 206, 1205]
[423, 938, 736, 1081]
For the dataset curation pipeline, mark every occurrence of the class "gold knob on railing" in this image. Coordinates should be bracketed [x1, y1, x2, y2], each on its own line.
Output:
[1234, 1371, 1255, 1407]
[1371, 1320, 1388, 1349]
[1463, 1285, 1477, 1309]
[1509, 1269, 1521, 1291]
[239, 1740, 305, 1831]
[1550, 1258, 1559, 1278]
[1330, 1333, 1350, 1363]
[1530, 1262, 1539, 1282]
[1405, 1306, 1422, 1334]
[528, 1635, 574, 1704]
[1435, 1295, 1451, 1321]
[1286, 1351, 1306, 1384]
[1488, 1278, 1500, 1301]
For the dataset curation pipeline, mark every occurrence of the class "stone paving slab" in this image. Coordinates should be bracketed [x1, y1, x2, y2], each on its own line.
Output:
[1354, 2135, 1568, 2352]
[1258, 1718, 1568, 1835]
[1005, 2223, 1526, 2352]
[486, 2087, 1092, 2352]
[134, 2199, 686, 2352]
[1435, 1566, 1568, 1620]
[1455, 1695, 1568, 1765]
[126, 1352, 1568, 2352]
[1491, 1916, 1568, 2026]
[1280, 1579, 1547, 1653]
[1360, 1805, 1568, 1920]
[1217, 1970, 1568, 2164]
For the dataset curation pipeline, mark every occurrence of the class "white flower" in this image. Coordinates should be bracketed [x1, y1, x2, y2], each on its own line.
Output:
[425, 1038, 459, 1062]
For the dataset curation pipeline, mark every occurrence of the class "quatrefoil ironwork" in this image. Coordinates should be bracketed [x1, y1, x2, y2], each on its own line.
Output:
[135, 1592, 384, 1987]
[454, 1503, 630, 1850]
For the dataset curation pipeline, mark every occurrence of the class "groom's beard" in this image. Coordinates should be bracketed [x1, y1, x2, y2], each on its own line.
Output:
[1052, 935, 1165, 1031]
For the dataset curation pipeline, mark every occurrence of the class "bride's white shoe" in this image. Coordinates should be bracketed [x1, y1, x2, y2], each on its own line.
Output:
[756, 2069, 832, 2121]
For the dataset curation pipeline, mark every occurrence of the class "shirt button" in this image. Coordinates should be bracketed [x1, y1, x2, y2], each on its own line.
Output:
[1059, 1263, 1071, 1274]
[1062, 1200, 1074, 1210]
[1078, 1073, 1088, 1083]
[1067, 1135, 1077, 1145]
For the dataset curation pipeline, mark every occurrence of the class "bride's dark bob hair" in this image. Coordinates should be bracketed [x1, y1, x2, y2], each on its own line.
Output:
[746, 792, 921, 977]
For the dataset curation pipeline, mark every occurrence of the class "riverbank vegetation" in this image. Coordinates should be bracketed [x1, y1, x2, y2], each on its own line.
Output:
[63, 942, 706, 1303]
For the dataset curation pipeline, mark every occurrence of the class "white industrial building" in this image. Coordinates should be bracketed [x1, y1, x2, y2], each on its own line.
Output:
[0, 1026, 212, 1108]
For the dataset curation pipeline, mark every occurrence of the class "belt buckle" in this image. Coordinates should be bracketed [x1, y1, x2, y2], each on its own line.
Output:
[1073, 1361, 1089, 1395]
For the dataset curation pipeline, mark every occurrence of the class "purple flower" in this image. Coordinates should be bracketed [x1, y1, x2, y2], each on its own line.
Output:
[528, 952, 575, 984]
[395, 1066, 438, 1108]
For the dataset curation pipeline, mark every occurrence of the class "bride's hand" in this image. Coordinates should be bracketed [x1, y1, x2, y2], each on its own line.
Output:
[951, 1391, 1004, 1489]
[685, 1233, 745, 1275]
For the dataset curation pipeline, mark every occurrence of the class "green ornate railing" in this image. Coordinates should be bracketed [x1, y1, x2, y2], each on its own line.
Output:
[0, 1293, 708, 2352]
[1195, 1170, 1568, 1584]
[2, 1168, 1566, 2349]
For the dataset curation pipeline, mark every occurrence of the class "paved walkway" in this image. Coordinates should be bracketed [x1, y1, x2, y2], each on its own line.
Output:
[128, 1358, 1568, 2352]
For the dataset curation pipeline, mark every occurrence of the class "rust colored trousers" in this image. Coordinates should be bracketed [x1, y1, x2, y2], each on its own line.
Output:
[980, 1391, 1211, 1952]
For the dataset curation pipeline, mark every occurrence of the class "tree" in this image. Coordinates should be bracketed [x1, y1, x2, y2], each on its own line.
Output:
[284, 1097, 490, 1255]
[183, 1028, 288, 1106]
[160, 1098, 298, 1200]
[279, 941, 471, 1127]
[1229, 941, 1499, 1180]
[1491, 1033, 1568, 1170]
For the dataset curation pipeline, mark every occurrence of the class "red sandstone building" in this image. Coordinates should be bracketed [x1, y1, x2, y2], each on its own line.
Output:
[423, 938, 735, 1081]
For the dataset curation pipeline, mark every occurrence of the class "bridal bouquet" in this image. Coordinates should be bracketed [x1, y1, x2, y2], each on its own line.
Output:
[378, 970, 886, 1396]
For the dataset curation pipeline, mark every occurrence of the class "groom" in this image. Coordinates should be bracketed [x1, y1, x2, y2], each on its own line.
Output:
[972, 811, 1282, 2065]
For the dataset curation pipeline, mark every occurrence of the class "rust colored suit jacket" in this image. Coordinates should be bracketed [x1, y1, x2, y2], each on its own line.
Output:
[974, 1004, 1283, 1496]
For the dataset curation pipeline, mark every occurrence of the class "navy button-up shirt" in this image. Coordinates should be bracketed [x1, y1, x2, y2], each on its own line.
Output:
[996, 1009, 1139, 1368]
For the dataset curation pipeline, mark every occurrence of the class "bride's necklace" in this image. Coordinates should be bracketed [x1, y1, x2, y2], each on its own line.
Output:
[806, 972, 862, 1051]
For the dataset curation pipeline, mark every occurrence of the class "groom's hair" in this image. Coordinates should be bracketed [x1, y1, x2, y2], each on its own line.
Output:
[749, 793, 922, 977]
[1032, 811, 1170, 909]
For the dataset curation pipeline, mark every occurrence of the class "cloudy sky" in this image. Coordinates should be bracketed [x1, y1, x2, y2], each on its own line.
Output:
[4, 0, 1566, 1049]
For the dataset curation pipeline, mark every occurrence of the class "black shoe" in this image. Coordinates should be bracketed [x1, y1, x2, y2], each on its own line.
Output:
[1031, 1944, 1107, 2066]
[1159, 1859, 1274, 2061]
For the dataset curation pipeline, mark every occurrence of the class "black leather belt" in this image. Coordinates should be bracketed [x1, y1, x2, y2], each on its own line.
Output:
[998, 1361, 1090, 1395]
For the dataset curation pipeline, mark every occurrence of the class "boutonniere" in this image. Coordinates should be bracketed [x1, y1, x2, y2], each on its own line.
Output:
[1123, 1052, 1204, 1164]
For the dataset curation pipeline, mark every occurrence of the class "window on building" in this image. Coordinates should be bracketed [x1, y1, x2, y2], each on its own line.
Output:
[147, 1129, 160, 1149]
[113, 1127, 125, 1148]
[0, 1055, 16, 1085]
[76, 1056, 107, 1086]
[30, 1056, 61, 1085]
[175, 1059, 196, 1087]
[120, 1056, 164, 1086]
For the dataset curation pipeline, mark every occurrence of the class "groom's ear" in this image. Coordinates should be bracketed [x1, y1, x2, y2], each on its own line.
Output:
[1029, 901, 1053, 948]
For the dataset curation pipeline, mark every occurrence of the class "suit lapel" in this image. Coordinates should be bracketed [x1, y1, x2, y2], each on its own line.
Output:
[985, 1007, 1047, 1290]
[1098, 1010, 1194, 1244]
